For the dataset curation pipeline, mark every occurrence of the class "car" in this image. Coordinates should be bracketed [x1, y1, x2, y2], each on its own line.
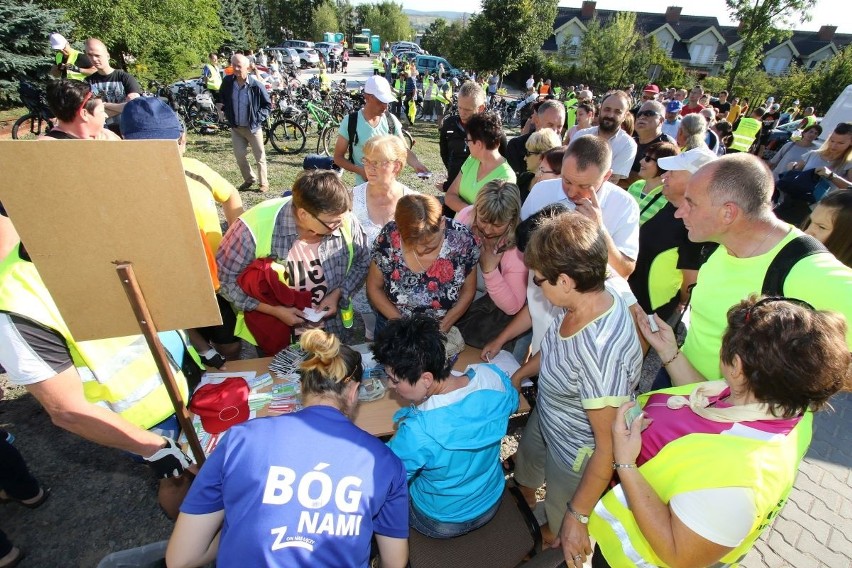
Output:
[414, 55, 460, 77]
[314, 42, 344, 58]
[391, 42, 424, 56]
[264, 47, 300, 67]
[279, 39, 315, 50]
[292, 47, 320, 68]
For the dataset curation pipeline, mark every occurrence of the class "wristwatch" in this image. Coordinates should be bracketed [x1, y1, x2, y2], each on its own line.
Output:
[566, 502, 589, 525]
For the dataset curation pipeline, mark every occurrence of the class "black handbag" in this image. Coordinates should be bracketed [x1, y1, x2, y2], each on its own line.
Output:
[776, 168, 829, 204]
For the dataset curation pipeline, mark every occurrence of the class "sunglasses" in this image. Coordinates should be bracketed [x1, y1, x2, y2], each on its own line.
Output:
[636, 110, 661, 118]
[642, 155, 657, 162]
[532, 274, 548, 287]
[525, 150, 543, 157]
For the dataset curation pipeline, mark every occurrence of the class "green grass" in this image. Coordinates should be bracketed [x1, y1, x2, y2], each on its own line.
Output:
[183, 120, 447, 213]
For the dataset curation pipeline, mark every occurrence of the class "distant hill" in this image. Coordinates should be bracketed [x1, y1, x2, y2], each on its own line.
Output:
[403, 9, 471, 19]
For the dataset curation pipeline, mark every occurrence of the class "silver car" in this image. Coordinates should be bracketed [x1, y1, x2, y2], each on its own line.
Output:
[315, 42, 344, 58]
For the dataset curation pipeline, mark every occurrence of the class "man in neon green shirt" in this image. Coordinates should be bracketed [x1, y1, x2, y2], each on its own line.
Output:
[666, 153, 852, 384]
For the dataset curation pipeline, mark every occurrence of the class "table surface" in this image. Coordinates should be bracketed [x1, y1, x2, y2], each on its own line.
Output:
[217, 344, 530, 438]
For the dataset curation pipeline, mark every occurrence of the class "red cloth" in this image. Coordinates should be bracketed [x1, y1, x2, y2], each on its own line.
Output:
[237, 258, 313, 355]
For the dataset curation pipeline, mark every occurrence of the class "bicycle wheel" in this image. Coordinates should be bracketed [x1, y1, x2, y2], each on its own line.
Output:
[402, 129, 415, 149]
[12, 113, 51, 140]
[320, 125, 340, 156]
[269, 119, 306, 155]
[415, 103, 424, 121]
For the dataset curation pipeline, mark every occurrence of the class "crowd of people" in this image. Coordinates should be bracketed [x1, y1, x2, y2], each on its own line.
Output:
[1, 35, 851, 568]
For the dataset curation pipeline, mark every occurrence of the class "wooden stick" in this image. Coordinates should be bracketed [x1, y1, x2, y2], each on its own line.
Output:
[114, 263, 206, 465]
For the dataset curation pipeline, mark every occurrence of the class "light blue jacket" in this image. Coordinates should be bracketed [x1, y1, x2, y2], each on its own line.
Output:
[387, 364, 519, 523]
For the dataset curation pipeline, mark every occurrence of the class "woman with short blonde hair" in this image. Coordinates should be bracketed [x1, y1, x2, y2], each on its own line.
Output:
[351, 135, 417, 339]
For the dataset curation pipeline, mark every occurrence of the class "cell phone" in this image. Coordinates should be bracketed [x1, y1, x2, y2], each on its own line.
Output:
[417, 172, 433, 179]
[624, 404, 643, 428]
[647, 314, 659, 333]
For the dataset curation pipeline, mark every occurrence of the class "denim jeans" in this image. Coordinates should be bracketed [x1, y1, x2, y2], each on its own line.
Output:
[409, 498, 501, 539]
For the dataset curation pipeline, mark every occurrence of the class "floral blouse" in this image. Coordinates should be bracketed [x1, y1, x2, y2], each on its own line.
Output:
[372, 218, 480, 319]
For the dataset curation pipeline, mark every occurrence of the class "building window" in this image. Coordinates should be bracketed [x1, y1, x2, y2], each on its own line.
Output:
[690, 44, 714, 64]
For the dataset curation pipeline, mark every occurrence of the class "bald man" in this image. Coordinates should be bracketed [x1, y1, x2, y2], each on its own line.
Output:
[220, 54, 272, 192]
[84, 38, 141, 131]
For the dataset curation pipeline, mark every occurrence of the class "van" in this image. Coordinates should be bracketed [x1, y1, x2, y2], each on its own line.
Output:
[415, 55, 459, 77]
[818, 84, 852, 143]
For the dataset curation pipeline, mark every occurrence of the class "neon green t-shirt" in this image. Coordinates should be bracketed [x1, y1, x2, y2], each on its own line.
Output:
[682, 228, 852, 380]
[458, 157, 517, 205]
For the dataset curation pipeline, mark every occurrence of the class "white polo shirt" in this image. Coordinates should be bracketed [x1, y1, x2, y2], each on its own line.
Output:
[520, 177, 640, 352]
[574, 126, 638, 178]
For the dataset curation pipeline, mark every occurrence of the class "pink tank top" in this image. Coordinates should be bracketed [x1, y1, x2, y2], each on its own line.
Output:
[638, 387, 801, 465]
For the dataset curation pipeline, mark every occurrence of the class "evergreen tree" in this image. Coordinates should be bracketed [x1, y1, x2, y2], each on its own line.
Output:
[220, 0, 249, 51]
[0, 0, 71, 107]
[240, 0, 267, 48]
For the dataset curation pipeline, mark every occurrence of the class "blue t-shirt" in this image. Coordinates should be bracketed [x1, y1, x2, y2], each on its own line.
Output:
[337, 110, 403, 184]
[181, 405, 409, 567]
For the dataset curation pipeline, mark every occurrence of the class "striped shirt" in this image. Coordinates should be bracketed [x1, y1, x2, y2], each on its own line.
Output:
[536, 282, 643, 471]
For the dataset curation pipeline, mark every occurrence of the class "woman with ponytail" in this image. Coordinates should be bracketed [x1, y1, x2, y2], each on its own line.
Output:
[167, 329, 410, 568]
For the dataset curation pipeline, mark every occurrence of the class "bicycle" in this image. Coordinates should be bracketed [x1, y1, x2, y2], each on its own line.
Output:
[12, 81, 54, 140]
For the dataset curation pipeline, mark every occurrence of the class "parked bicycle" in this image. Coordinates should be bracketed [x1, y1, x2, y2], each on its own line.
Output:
[12, 81, 54, 140]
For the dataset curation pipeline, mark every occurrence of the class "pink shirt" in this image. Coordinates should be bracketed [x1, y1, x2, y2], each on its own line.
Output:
[638, 387, 801, 465]
[457, 206, 528, 315]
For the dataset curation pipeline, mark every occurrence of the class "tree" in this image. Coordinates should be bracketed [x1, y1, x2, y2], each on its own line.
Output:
[239, 0, 267, 48]
[420, 18, 449, 55]
[0, 1, 71, 107]
[774, 45, 852, 113]
[357, 2, 413, 44]
[265, 0, 319, 43]
[465, 0, 558, 75]
[37, 0, 226, 82]
[420, 17, 466, 63]
[219, 0, 249, 51]
[724, 0, 816, 92]
[312, 1, 340, 41]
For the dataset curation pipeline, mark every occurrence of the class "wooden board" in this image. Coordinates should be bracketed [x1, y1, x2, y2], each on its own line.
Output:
[0, 140, 220, 340]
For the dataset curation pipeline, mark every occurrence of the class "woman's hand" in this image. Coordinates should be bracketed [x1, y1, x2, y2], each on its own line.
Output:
[480, 337, 504, 362]
[478, 243, 503, 274]
[270, 305, 306, 327]
[612, 402, 649, 466]
[316, 288, 342, 318]
[636, 313, 678, 362]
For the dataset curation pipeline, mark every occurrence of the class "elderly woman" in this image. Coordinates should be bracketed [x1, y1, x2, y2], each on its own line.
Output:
[372, 315, 518, 538]
[454, 181, 528, 348]
[167, 329, 410, 568]
[518, 129, 562, 199]
[367, 194, 479, 333]
[510, 212, 643, 556]
[351, 135, 417, 339]
[583, 297, 850, 568]
[217, 170, 369, 353]
[677, 113, 709, 152]
[444, 112, 516, 213]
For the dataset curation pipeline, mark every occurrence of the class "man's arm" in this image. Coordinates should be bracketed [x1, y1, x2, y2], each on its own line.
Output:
[27, 367, 167, 456]
[166, 511, 223, 568]
[333, 133, 366, 179]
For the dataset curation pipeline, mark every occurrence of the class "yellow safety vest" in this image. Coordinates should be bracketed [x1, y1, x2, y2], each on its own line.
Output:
[436, 84, 452, 104]
[55, 48, 87, 81]
[729, 117, 762, 153]
[320, 71, 331, 90]
[203, 63, 221, 91]
[589, 383, 812, 567]
[231, 198, 355, 345]
[0, 246, 190, 429]
[373, 57, 383, 71]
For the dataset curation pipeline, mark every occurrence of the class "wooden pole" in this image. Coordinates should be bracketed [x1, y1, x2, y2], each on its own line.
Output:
[115, 263, 206, 465]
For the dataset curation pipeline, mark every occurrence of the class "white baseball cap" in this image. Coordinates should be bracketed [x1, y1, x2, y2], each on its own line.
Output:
[658, 147, 718, 174]
[364, 76, 395, 104]
[49, 33, 68, 50]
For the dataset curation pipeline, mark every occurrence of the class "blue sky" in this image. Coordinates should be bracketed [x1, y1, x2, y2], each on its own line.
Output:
[364, 0, 850, 33]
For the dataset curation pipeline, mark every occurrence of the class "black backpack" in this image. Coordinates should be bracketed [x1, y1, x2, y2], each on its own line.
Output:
[346, 110, 400, 162]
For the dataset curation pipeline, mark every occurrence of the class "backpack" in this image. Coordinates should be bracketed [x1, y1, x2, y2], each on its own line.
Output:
[347, 110, 400, 162]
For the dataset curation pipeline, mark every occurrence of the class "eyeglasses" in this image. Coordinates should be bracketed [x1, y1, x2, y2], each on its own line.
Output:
[465, 137, 474, 144]
[525, 150, 543, 157]
[745, 296, 814, 322]
[538, 167, 556, 174]
[532, 274, 548, 287]
[641, 155, 657, 162]
[363, 158, 393, 170]
[636, 110, 661, 118]
[308, 210, 342, 233]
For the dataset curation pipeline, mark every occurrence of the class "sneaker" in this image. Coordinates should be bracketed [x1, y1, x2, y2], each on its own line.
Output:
[238, 180, 255, 191]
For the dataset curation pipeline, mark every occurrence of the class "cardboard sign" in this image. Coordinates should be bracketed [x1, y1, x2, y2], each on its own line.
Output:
[0, 140, 221, 340]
